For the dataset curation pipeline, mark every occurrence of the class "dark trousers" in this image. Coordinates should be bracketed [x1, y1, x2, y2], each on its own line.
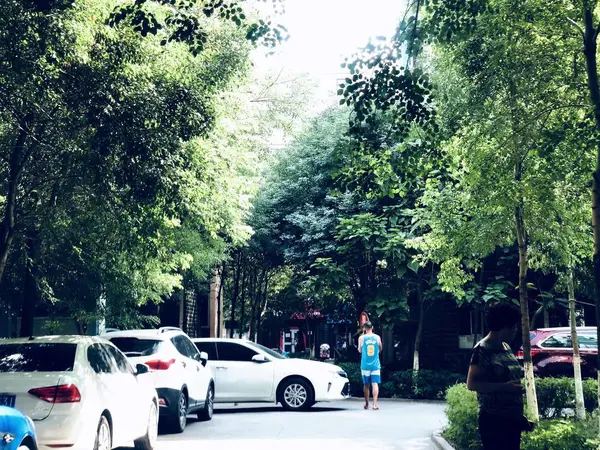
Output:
[479, 412, 522, 450]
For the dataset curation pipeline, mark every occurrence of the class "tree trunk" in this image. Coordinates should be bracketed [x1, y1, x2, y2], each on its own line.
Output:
[413, 278, 424, 373]
[20, 229, 39, 337]
[238, 269, 248, 338]
[0, 115, 34, 283]
[229, 250, 242, 338]
[216, 265, 225, 338]
[515, 204, 539, 421]
[543, 308, 550, 328]
[581, 6, 600, 436]
[568, 268, 586, 420]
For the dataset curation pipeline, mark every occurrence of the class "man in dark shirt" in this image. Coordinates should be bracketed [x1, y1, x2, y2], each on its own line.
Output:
[467, 303, 525, 450]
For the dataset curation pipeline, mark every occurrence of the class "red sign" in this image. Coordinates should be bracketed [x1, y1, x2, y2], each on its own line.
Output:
[359, 312, 369, 326]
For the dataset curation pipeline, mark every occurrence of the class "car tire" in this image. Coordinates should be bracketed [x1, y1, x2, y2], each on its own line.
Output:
[197, 384, 214, 422]
[135, 401, 159, 450]
[280, 377, 313, 411]
[166, 390, 188, 434]
[94, 415, 112, 450]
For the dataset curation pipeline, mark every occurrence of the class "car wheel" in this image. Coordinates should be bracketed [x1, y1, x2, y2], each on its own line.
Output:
[134, 401, 159, 450]
[94, 415, 112, 450]
[166, 390, 187, 434]
[197, 384, 214, 422]
[280, 378, 313, 411]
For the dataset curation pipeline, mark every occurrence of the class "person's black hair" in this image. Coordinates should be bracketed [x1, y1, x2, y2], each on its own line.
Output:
[363, 321, 373, 329]
[486, 303, 520, 331]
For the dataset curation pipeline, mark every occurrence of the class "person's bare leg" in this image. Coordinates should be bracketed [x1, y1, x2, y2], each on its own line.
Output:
[363, 385, 370, 409]
[372, 383, 379, 410]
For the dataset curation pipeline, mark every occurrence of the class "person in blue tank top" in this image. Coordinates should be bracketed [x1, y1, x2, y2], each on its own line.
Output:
[358, 321, 383, 410]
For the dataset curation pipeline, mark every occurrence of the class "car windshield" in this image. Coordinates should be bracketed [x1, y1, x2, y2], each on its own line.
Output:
[245, 342, 287, 360]
[109, 337, 162, 357]
[0, 343, 77, 372]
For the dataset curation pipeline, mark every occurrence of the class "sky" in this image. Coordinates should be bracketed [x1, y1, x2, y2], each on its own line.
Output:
[253, 0, 407, 107]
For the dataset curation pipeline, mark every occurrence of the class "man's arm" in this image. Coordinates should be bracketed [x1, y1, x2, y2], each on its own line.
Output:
[358, 335, 363, 353]
[378, 335, 383, 351]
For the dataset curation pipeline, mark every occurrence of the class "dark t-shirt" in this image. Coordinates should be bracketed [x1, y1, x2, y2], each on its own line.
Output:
[470, 340, 523, 418]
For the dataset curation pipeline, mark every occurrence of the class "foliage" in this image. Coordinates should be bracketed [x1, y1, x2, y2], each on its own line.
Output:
[534, 377, 598, 419]
[338, 362, 464, 400]
[521, 419, 599, 450]
[443, 384, 481, 450]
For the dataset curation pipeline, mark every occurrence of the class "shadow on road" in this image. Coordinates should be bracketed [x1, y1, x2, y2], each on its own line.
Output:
[214, 406, 346, 414]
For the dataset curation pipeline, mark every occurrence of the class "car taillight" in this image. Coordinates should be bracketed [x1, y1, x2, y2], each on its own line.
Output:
[29, 384, 81, 403]
[145, 359, 176, 370]
[516, 349, 542, 358]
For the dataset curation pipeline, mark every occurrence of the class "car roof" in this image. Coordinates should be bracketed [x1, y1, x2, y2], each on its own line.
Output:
[102, 327, 184, 340]
[535, 327, 597, 333]
[193, 338, 251, 343]
[0, 335, 100, 345]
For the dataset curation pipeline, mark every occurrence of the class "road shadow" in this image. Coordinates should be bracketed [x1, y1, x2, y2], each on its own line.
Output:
[214, 406, 346, 414]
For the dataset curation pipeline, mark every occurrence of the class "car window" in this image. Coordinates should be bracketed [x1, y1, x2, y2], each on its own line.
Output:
[246, 342, 286, 359]
[0, 343, 77, 372]
[216, 342, 258, 362]
[109, 337, 162, 357]
[194, 341, 218, 361]
[541, 334, 572, 348]
[181, 336, 202, 361]
[171, 335, 192, 358]
[105, 345, 135, 374]
[87, 343, 115, 374]
[578, 333, 598, 349]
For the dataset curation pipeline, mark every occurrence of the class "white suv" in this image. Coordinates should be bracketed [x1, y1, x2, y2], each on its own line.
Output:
[104, 327, 214, 433]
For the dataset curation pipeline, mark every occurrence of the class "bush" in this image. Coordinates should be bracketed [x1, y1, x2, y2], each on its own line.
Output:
[443, 384, 482, 450]
[442, 382, 600, 450]
[521, 419, 599, 450]
[534, 377, 599, 419]
[336, 363, 465, 400]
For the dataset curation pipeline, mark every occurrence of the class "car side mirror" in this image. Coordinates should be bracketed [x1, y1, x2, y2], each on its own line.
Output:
[136, 363, 150, 375]
[200, 352, 209, 367]
[252, 354, 268, 363]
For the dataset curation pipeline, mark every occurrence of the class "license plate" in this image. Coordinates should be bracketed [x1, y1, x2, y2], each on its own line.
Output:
[0, 394, 15, 408]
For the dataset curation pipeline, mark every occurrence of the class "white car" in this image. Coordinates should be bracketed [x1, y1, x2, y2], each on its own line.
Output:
[0, 335, 158, 450]
[192, 338, 350, 411]
[104, 328, 214, 433]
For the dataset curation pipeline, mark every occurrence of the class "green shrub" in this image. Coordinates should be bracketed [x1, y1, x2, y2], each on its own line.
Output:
[443, 384, 482, 450]
[533, 377, 599, 419]
[521, 419, 599, 450]
[583, 378, 598, 413]
[336, 363, 464, 400]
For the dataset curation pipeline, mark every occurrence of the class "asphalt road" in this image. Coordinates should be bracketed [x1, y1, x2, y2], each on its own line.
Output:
[153, 399, 447, 450]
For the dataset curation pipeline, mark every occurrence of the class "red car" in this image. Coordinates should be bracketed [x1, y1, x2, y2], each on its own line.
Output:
[516, 327, 598, 378]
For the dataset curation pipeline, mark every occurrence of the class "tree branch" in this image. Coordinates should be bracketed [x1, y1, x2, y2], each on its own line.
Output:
[566, 17, 585, 38]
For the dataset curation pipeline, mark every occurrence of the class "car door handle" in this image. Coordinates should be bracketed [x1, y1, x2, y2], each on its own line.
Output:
[196, 365, 200, 372]
[181, 361, 187, 368]
[216, 366, 228, 370]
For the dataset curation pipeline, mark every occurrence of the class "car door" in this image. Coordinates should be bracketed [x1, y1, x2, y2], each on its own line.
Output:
[170, 336, 203, 409]
[180, 336, 211, 404]
[87, 343, 130, 445]
[214, 342, 274, 402]
[105, 344, 148, 441]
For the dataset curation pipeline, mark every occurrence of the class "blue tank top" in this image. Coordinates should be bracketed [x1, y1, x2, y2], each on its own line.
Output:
[361, 334, 381, 371]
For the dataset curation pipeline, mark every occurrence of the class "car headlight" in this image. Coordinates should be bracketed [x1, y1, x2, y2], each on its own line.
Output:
[330, 369, 348, 379]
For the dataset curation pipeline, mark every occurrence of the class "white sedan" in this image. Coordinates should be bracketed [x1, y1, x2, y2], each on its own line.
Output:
[193, 338, 350, 410]
[0, 336, 158, 450]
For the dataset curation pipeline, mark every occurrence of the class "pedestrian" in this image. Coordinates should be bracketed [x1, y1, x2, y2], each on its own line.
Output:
[467, 303, 533, 450]
[358, 321, 382, 410]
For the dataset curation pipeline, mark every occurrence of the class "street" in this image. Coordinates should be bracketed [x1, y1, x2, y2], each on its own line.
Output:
[153, 400, 447, 450]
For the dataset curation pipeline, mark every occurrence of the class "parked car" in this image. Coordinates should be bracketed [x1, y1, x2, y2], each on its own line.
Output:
[192, 338, 351, 411]
[103, 327, 214, 433]
[0, 406, 37, 450]
[516, 327, 598, 377]
[0, 336, 158, 450]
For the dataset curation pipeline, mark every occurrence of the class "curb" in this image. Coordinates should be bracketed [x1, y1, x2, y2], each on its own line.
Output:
[431, 430, 455, 450]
